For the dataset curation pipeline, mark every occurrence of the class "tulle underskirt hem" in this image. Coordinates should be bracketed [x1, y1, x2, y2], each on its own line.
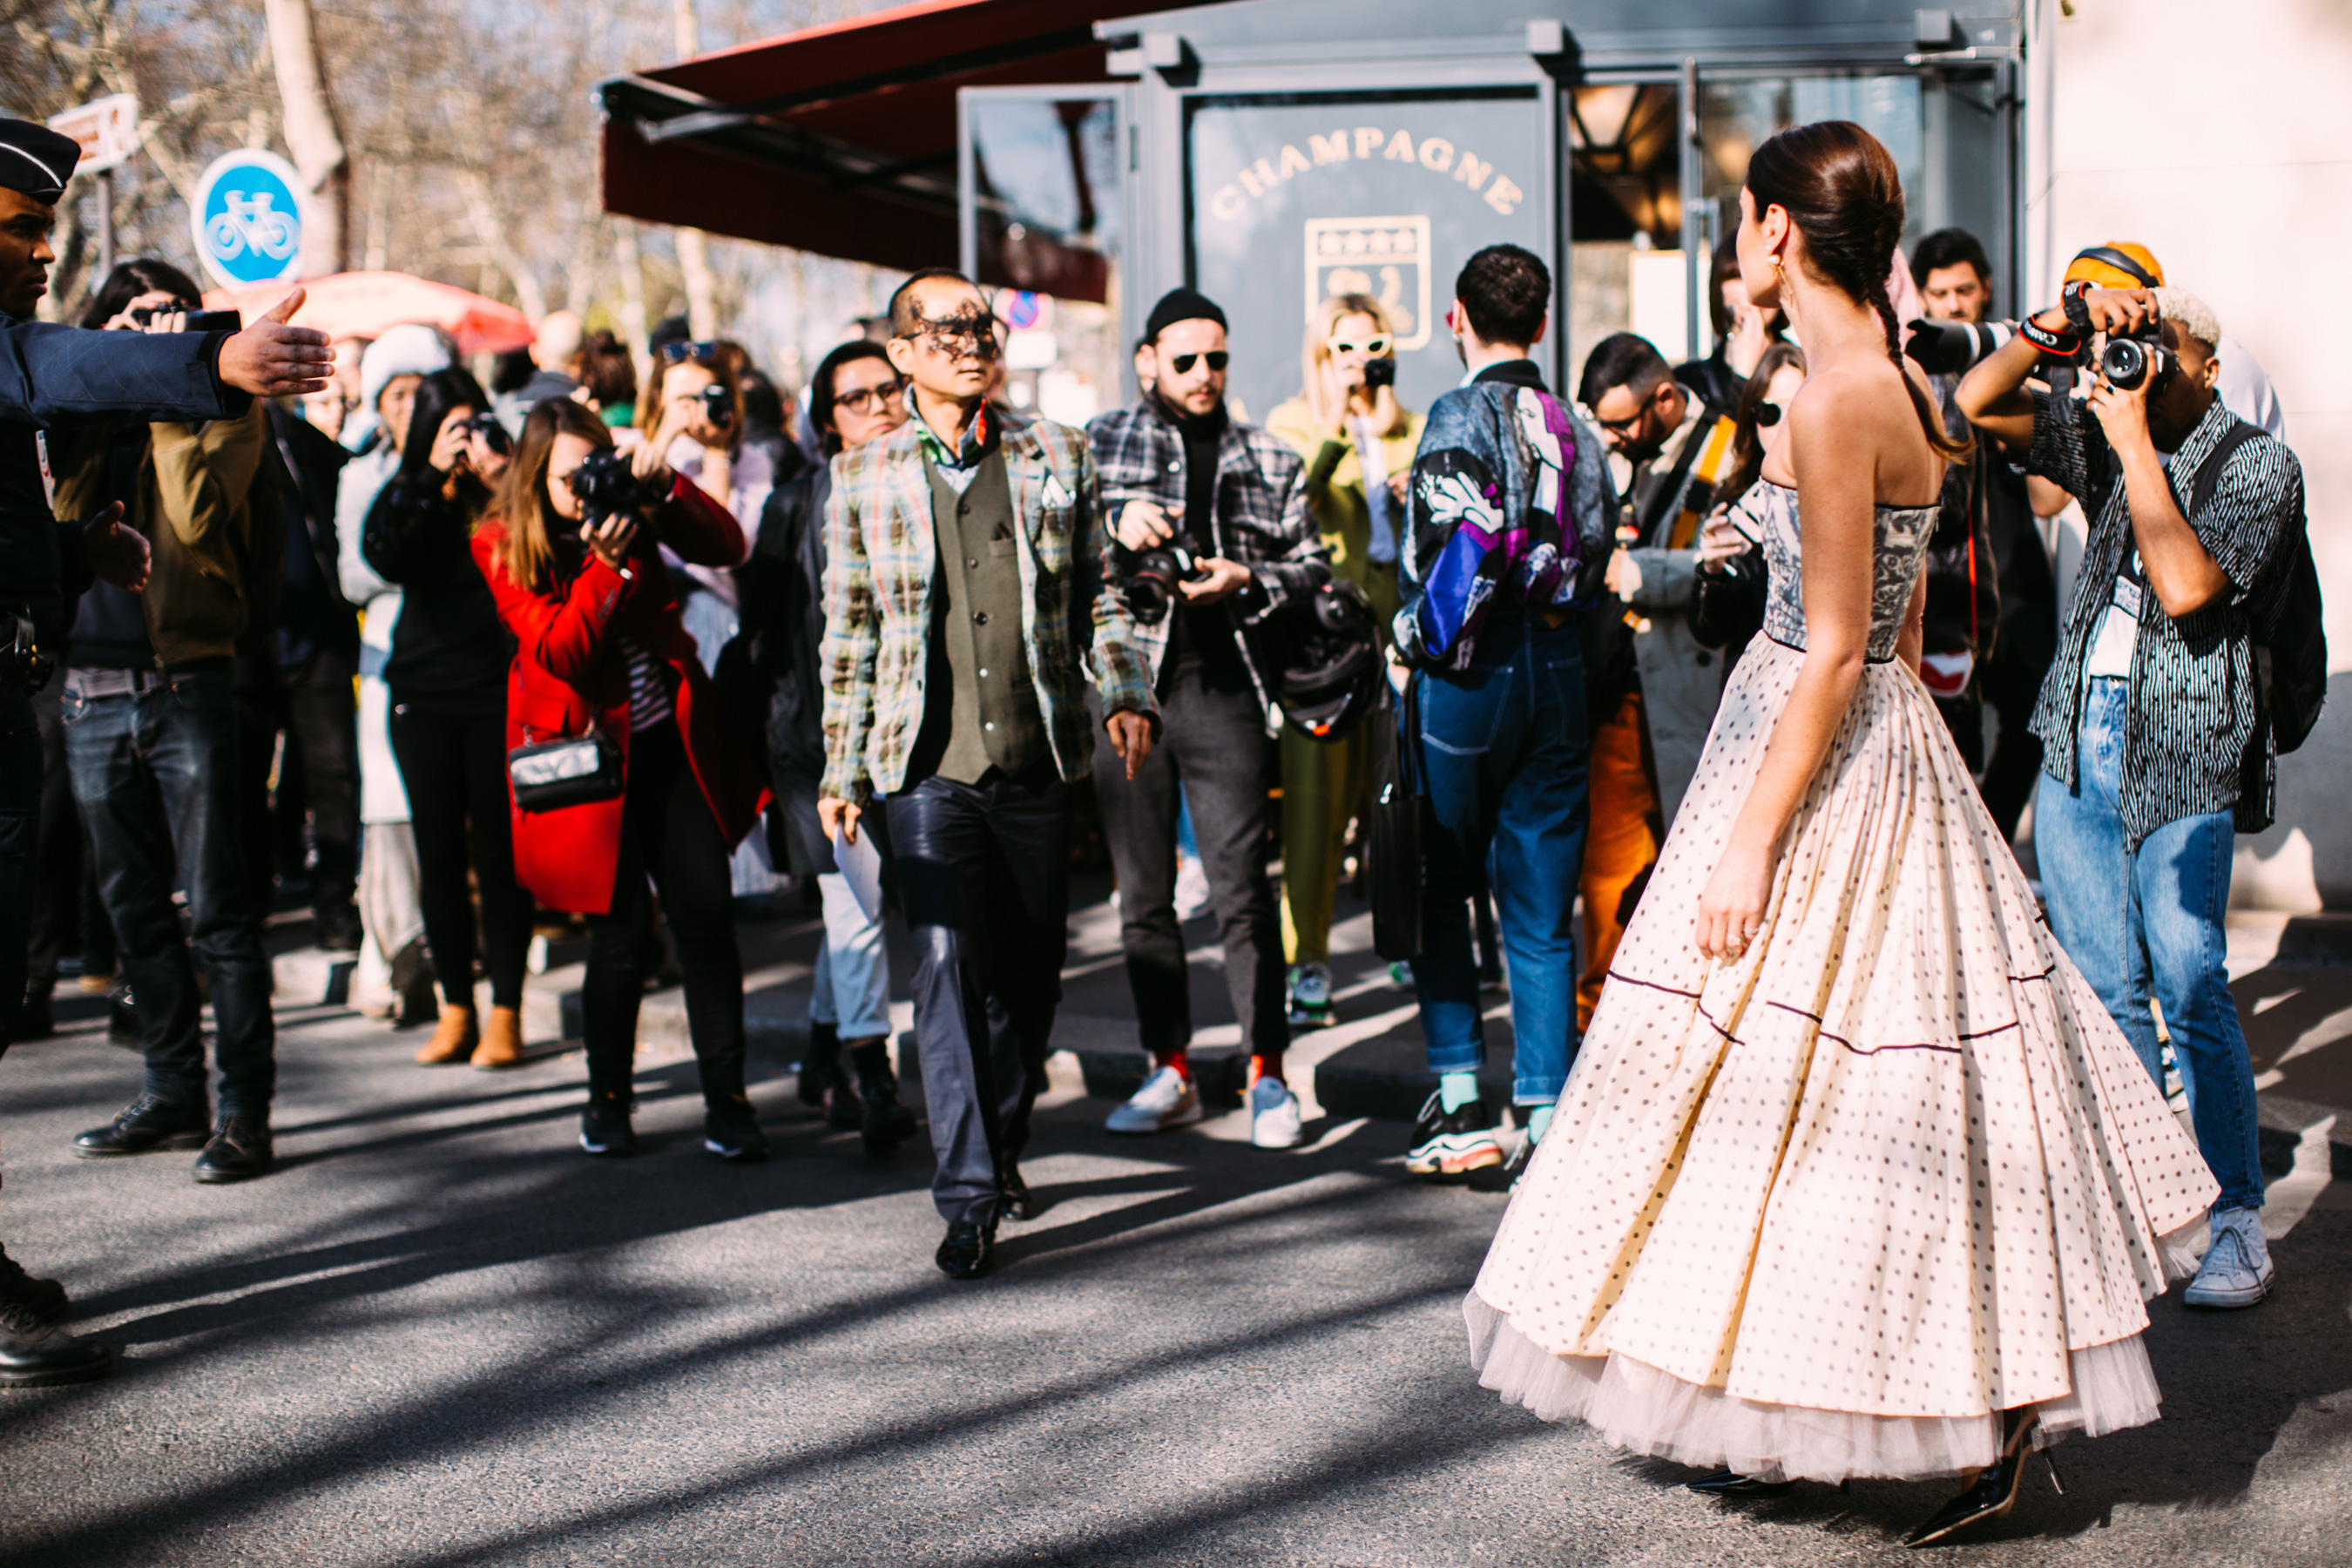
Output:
[1466, 1283, 2177, 1484]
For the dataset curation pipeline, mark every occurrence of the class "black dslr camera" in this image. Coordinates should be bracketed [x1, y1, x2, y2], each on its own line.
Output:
[565, 447, 647, 524]
[1904, 318, 2016, 375]
[698, 382, 733, 427]
[1118, 539, 1208, 625]
[462, 411, 511, 456]
[1362, 356, 1396, 390]
[2099, 321, 2173, 392]
[129, 299, 242, 334]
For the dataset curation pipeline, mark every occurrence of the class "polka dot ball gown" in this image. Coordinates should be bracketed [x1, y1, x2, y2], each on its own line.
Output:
[1466, 483, 2216, 1484]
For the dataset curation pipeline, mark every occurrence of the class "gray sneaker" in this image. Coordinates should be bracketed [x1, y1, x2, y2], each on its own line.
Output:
[2183, 1207, 2274, 1308]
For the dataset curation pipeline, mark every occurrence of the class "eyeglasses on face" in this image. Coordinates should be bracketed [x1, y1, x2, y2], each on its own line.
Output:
[1592, 408, 1650, 436]
[1170, 350, 1229, 375]
[835, 379, 907, 413]
[658, 340, 721, 365]
[1330, 335, 1393, 358]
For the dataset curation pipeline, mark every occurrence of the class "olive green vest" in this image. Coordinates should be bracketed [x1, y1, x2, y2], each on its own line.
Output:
[923, 451, 1047, 782]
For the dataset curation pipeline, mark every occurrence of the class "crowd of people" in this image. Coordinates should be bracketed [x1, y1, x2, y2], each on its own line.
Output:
[0, 105, 2323, 1552]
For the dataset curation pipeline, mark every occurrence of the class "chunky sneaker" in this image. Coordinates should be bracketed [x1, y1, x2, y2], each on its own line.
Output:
[2183, 1206, 2274, 1308]
[703, 1098, 772, 1163]
[579, 1092, 639, 1157]
[1404, 1091, 1504, 1179]
[1249, 1075, 1306, 1149]
[1286, 963, 1335, 1030]
[1105, 1064, 1202, 1134]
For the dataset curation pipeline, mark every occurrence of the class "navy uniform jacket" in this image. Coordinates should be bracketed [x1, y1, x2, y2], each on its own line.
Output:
[0, 320, 247, 637]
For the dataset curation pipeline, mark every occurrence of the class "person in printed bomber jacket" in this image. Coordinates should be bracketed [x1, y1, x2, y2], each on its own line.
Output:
[1394, 244, 1613, 1187]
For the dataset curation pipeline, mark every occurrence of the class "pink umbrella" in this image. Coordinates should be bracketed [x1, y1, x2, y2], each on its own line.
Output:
[201, 271, 537, 355]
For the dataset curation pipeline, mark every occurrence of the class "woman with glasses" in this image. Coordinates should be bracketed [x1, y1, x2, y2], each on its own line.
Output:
[736, 341, 918, 1152]
[1264, 294, 1423, 1029]
[1692, 341, 1808, 682]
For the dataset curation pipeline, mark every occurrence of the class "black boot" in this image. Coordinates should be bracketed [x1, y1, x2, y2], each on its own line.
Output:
[193, 1114, 275, 1183]
[799, 1020, 841, 1110]
[0, 1247, 68, 1330]
[850, 1039, 914, 1157]
[73, 1093, 210, 1158]
[0, 1315, 110, 1389]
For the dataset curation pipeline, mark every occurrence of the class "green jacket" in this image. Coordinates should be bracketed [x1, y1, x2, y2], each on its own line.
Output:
[1265, 397, 1422, 628]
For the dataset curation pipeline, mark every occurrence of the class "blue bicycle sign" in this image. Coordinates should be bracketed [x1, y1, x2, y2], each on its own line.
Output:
[190, 150, 306, 288]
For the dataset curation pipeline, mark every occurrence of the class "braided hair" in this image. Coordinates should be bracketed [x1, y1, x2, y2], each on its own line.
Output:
[1744, 121, 1970, 462]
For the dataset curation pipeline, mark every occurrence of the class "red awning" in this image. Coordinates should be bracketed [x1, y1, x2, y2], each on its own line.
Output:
[599, 0, 1148, 273]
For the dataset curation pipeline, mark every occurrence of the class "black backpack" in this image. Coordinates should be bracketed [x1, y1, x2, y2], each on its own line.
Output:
[2189, 420, 2325, 753]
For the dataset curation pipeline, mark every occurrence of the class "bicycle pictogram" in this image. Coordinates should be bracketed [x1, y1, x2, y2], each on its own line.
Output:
[205, 193, 299, 263]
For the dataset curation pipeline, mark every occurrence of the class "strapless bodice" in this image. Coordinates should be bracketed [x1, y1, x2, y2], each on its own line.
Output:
[1736, 481, 1938, 663]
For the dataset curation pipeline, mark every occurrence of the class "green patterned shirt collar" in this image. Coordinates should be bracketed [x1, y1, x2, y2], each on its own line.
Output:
[915, 402, 996, 471]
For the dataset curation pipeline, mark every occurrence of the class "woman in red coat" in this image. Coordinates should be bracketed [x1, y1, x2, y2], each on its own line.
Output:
[474, 398, 770, 1159]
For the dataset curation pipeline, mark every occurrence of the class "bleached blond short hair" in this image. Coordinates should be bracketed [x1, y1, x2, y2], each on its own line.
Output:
[2153, 288, 2220, 355]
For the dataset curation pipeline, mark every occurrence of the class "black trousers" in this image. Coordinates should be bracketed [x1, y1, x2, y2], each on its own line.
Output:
[888, 771, 1070, 1227]
[0, 685, 41, 1052]
[247, 649, 361, 924]
[25, 687, 84, 998]
[582, 721, 746, 1108]
[1090, 671, 1287, 1059]
[1977, 612, 2056, 841]
[388, 700, 531, 1010]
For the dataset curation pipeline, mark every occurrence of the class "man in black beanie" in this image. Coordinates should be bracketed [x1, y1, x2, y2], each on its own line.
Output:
[0, 116, 334, 1386]
[1086, 288, 1325, 1149]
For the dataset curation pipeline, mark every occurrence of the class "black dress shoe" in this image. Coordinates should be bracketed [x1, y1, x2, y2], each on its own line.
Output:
[1905, 1412, 2038, 1548]
[0, 1247, 68, 1329]
[579, 1092, 638, 1157]
[192, 1115, 275, 1183]
[998, 1165, 1038, 1222]
[10, 990, 54, 1041]
[936, 1220, 995, 1279]
[1686, 1470, 1799, 1497]
[703, 1098, 771, 1162]
[0, 1321, 112, 1388]
[73, 1093, 210, 1159]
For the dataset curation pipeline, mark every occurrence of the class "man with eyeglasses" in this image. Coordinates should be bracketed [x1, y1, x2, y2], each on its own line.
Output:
[817, 269, 1155, 1280]
[1085, 288, 1324, 1151]
[1571, 333, 1738, 1033]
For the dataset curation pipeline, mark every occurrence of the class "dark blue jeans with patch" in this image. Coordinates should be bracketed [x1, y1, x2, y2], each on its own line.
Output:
[65, 669, 274, 1118]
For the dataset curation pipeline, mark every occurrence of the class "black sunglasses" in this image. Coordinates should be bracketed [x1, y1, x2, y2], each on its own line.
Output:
[658, 339, 721, 365]
[1170, 351, 1229, 375]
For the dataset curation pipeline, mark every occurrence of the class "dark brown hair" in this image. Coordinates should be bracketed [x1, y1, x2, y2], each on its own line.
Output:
[1720, 340, 1808, 505]
[493, 396, 614, 591]
[1744, 121, 1969, 461]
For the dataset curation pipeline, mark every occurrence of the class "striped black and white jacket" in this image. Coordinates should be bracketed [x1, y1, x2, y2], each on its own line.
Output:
[2026, 393, 2305, 848]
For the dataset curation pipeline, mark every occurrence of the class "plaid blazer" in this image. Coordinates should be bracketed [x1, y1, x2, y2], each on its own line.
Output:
[1086, 399, 1324, 709]
[819, 410, 1153, 801]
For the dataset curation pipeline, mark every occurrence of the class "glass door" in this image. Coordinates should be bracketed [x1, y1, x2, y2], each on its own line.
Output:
[959, 86, 1131, 428]
[1565, 77, 1686, 390]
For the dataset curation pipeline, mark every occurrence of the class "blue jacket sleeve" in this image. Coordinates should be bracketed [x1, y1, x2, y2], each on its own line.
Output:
[0, 322, 247, 426]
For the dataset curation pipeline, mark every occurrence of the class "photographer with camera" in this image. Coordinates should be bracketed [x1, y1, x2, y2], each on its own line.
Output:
[1265, 294, 1422, 1032]
[361, 368, 531, 1070]
[476, 397, 767, 1161]
[1957, 285, 2310, 1312]
[0, 122, 331, 1382]
[1086, 288, 1323, 1149]
[637, 341, 767, 671]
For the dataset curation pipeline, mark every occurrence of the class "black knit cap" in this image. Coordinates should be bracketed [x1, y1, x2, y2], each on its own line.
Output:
[0, 119, 82, 202]
[1143, 287, 1227, 343]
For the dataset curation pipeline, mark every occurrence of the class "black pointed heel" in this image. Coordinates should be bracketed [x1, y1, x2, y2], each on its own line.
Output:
[1687, 1469, 1798, 1497]
[1903, 1409, 2038, 1548]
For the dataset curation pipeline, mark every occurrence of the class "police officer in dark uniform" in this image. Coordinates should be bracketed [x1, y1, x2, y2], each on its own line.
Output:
[0, 118, 334, 1387]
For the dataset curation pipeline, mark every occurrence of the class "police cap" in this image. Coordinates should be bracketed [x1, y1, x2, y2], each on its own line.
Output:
[0, 119, 82, 203]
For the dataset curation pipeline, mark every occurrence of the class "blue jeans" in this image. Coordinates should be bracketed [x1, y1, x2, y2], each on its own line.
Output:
[2037, 678, 2261, 1211]
[65, 672, 275, 1117]
[1411, 618, 1590, 1105]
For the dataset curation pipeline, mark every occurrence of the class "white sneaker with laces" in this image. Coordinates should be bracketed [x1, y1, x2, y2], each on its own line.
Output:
[2183, 1206, 2275, 1308]
[1249, 1076, 1305, 1148]
[1174, 855, 1213, 922]
[1105, 1064, 1202, 1134]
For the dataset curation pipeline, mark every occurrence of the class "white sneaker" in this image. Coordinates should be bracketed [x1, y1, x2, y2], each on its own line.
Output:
[1173, 855, 1213, 922]
[1249, 1076, 1305, 1148]
[2183, 1206, 2274, 1308]
[1105, 1064, 1202, 1134]
[1286, 963, 1335, 1029]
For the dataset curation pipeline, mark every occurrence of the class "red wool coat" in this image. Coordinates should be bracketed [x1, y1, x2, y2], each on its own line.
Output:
[472, 474, 767, 915]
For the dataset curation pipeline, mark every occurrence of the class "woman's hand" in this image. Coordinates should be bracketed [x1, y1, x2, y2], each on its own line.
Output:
[427, 416, 473, 476]
[1694, 835, 1773, 960]
[103, 289, 186, 335]
[614, 426, 673, 495]
[1697, 505, 1747, 569]
[583, 512, 638, 572]
[463, 423, 510, 483]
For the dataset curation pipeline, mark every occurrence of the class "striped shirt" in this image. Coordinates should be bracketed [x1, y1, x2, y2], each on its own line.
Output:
[615, 632, 674, 733]
[2026, 393, 2305, 849]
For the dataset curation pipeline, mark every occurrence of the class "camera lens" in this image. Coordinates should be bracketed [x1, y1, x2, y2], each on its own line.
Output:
[2101, 337, 2149, 390]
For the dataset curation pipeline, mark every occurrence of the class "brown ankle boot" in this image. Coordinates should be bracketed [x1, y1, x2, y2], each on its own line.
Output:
[415, 1004, 479, 1064]
[473, 1005, 524, 1070]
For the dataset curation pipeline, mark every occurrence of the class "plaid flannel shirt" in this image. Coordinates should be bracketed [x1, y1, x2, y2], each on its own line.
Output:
[818, 410, 1154, 801]
[1085, 399, 1324, 710]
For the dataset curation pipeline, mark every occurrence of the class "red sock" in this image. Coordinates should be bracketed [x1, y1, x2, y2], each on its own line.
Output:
[1249, 1051, 1284, 1086]
[1155, 1047, 1192, 1081]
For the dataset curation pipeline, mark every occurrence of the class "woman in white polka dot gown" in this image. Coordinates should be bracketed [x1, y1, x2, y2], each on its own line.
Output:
[1467, 123, 2217, 1545]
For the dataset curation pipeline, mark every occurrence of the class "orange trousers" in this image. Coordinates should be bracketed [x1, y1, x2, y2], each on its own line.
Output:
[1578, 692, 1660, 1031]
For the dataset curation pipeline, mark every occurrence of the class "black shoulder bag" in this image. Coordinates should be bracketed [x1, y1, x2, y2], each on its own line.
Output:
[1364, 677, 1425, 961]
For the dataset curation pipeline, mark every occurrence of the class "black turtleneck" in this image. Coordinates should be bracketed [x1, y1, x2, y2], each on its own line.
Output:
[1154, 393, 1251, 697]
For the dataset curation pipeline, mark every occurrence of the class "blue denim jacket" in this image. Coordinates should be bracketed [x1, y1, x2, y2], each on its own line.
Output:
[1397, 361, 1612, 670]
